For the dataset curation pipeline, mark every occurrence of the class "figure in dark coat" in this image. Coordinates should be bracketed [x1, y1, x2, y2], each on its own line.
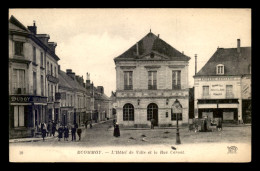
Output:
[58, 126, 63, 141]
[71, 124, 76, 141]
[77, 128, 82, 141]
[217, 118, 222, 131]
[52, 122, 56, 136]
[64, 126, 69, 141]
[41, 123, 47, 141]
[150, 118, 155, 129]
[113, 123, 120, 137]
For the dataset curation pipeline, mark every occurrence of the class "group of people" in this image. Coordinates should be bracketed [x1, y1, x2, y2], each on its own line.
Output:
[40, 121, 82, 141]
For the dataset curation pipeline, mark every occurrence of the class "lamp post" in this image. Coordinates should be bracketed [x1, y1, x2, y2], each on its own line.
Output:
[173, 99, 182, 145]
[176, 113, 181, 144]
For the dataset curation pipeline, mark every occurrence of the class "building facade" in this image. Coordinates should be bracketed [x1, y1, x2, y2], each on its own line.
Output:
[194, 39, 251, 123]
[114, 32, 190, 127]
[9, 16, 60, 138]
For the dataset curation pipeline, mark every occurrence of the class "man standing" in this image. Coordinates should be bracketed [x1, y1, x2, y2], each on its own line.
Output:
[150, 118, 155, 129]
[71, 124, 76, 141]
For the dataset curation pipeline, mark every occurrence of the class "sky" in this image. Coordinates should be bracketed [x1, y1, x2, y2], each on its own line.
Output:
[9, 8, 251, 96]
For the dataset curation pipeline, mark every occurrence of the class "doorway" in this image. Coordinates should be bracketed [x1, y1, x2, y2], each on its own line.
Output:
[147, 103, 158, 126]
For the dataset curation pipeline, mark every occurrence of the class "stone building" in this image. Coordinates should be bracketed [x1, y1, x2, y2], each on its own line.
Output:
[114, 31, 191, 127]
[85, 74, 111, 123]
[9, 16, 60, 138]
[194, 39, 251, 123]
[58, 68, 90, 126]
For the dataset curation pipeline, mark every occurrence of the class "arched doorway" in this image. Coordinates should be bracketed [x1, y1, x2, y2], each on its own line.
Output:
[147, 103, 158, 126]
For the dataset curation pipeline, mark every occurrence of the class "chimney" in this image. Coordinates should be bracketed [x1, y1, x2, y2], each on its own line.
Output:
[182, 51, 184, 54]
[66, 69, 75, 80]
[48, 42, 57, 53]
[237, 39, 241, 53]
[27, 20, 37, 34]
[136, 42, 139, 56]
[36, 34, 50, 45]
[97, 86, 104, 94]
[158, 34, 160, 38]
[195, 54, 197, 75]
[58, 65, 61, 73]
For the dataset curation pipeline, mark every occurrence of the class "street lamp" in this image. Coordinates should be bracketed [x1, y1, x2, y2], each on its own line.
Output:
[173, 99, 182, 145]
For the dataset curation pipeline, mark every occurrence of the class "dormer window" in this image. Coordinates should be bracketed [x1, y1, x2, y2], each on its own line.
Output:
[216, 64, 224, 75]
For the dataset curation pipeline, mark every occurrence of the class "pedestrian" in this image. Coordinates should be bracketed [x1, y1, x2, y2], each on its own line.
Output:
[84, 120, 88, 129]
[41, 122, 47, 141]
[77, 127, 82, 141]
[113, 123, 120, 137]
[64, 126, 69, 141]
[52, 121, 56, 136]
[47, 121, 52, 137]
[113, 119, 116, 128]
[58, 125, 63, 141]
[89, 119, 92, 129]
[150, 118, 155, 129]
[71, 124, 76, 141]
[217, 118, 222, 131]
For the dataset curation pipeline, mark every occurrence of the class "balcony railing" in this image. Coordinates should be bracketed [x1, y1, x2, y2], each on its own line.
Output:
[226, 93, 234, 98]
[48, 96, 54, 102]
[124, 85, 133, 90]
[46, 74, 59, 84]
[148, 85, 157, 90]
[172, 84, 181, 90]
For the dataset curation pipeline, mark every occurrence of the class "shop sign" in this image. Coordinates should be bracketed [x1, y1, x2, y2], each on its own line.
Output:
[10, 95, 47, 103]
[211, 84, 225, 97]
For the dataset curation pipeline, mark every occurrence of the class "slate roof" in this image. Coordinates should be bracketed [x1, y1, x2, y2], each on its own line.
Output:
[59, 70, 87, 92]
[195, 47, 251, 77]
[114, 32, 190, 61]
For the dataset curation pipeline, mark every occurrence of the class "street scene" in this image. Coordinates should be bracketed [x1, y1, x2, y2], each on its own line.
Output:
[9, 9, 251, 162]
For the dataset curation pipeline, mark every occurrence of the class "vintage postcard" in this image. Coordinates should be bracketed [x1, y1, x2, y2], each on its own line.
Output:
[9, 8, 251, 162]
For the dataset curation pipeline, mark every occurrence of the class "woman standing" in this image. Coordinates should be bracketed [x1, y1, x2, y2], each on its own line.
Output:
[113, 123, 120, 137]
[58, 126, 63, 141]
[41, 122, 47, 141]
[64, 126, 69, 141]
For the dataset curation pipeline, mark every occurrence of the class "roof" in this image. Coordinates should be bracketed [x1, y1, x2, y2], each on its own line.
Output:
[114, 32, 190, 62]
[59, 70, 87, 93]
[195, 47, 251, 77]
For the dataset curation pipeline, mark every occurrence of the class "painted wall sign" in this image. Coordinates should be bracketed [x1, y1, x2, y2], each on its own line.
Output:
[210, 84, 225, 98]
[9, 95, 47, 103]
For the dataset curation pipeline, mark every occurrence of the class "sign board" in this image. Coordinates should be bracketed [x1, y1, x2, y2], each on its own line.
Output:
[223, 112, 234, 120]
[172, 100, 182, 113]
[210, 84, 225, 98]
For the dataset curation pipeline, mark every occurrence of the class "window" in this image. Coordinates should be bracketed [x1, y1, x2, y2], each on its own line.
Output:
[41, 75, 44, 96]
[40, 52, 44, 67]
[171, 113, 182, 121]
[33, 46, 36, 64]
[147, 103, 158, 121]
[54, 66, 56, 77]
[47, 62, 49, 75]
[226, 85, 233, 98]
[12, 69, 25, 94]
[48, 84, 50, 97]
[14, 106, 25, 127]
[14, 41, 23, 56]
[71, 95, 73, 106]
[203, 86, 209, 97]
[51, 64, 53, 76]
[33, 72, 37, 95]
[172, 70, 181, 89]
[124, 71, 133, 90]
[216, 64, 224, 75]
[148, 71, 157, 90]
[123, 103, 134, 121]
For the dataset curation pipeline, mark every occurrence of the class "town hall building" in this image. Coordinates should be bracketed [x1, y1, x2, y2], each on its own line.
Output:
[114, 31, 191, 127]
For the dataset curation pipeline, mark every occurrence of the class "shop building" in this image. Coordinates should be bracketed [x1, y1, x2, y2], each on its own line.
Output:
[9, 16, 60, 138]
[114, 31, 191, 127]
[194, 39, 251, 123]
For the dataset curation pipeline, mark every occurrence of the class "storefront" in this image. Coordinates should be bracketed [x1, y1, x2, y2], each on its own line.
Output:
[197, 99, 239, 123]
[9, 95, 47, 138]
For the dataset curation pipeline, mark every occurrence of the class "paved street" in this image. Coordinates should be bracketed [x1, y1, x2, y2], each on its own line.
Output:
[10, 120, 251, 147]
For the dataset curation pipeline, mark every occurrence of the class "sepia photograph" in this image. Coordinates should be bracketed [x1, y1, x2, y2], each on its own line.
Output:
[8, 8, 251, 162]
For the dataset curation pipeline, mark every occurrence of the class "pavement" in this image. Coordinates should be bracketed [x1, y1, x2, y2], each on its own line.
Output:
[9, 119, 112, 143]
